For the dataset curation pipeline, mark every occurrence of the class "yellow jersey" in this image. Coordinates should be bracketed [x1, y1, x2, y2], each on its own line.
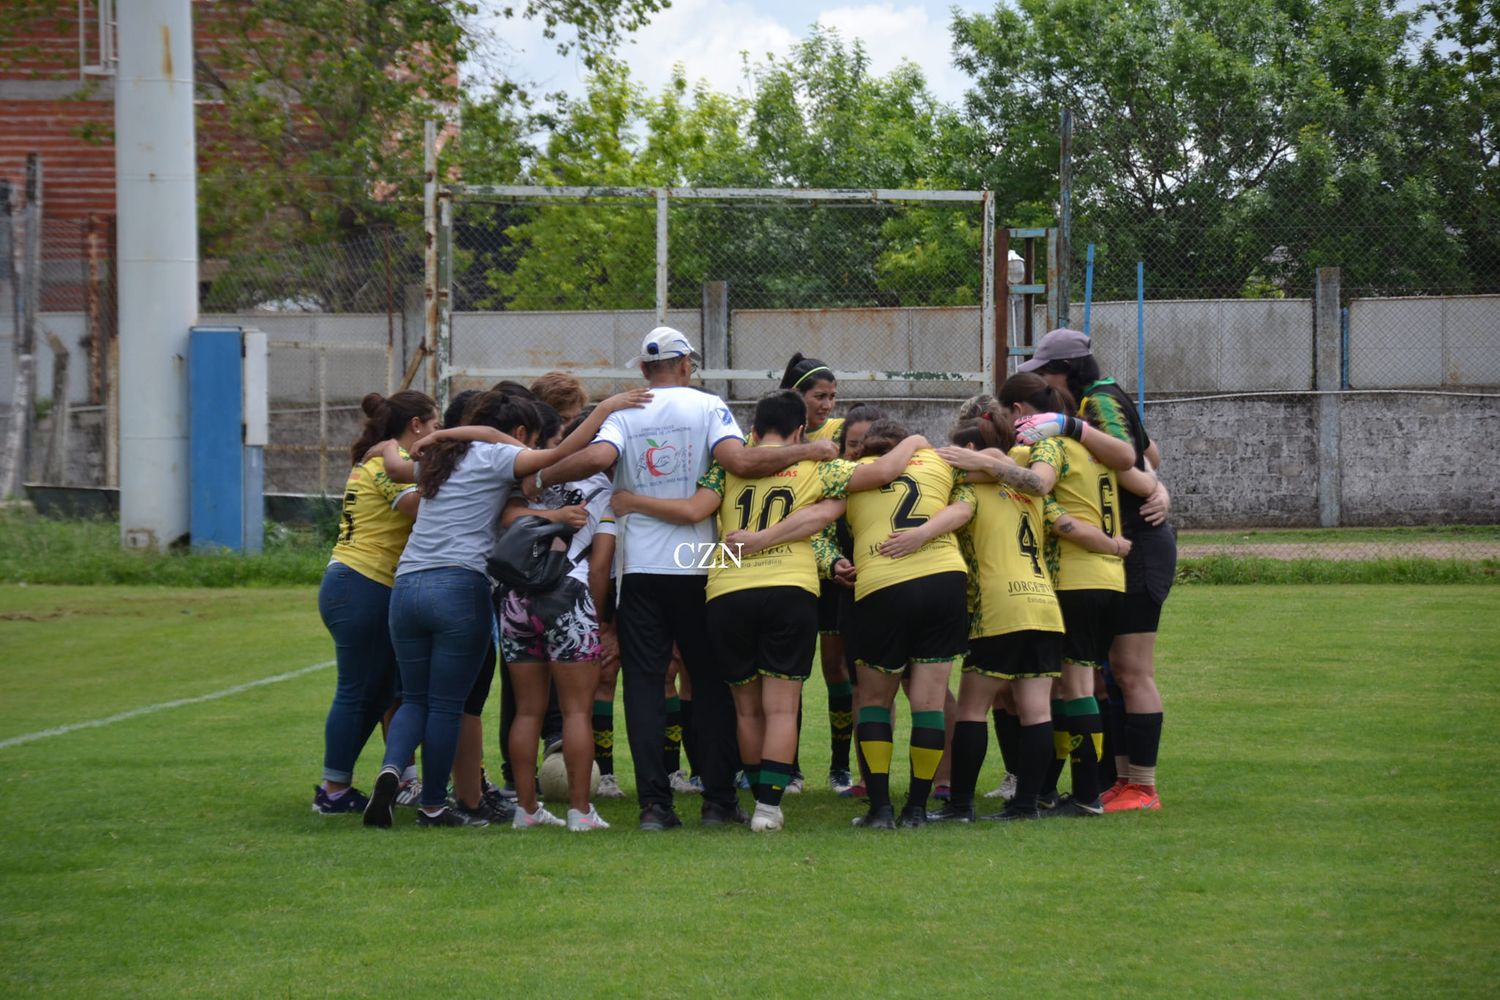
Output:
[699, 456, 855, 602]
[959, 473, 1064, 639]
[1027, 436, 1125, 592]
[846, 449, 974, 600]
[806, 417, 845, 445]
[329, 452, 417, 587]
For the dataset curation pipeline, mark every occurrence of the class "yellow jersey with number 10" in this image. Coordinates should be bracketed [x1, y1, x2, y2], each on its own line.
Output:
[846, 449, 974, 601]
[1027, 436, 1124, 592]
[700, 456, 855, 602]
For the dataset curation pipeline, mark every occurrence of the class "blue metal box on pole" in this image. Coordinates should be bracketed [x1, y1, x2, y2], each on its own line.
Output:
[189, 327, 266, 553]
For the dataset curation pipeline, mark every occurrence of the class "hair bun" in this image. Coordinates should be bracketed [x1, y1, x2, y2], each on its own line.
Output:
[360, 392, 387, 417]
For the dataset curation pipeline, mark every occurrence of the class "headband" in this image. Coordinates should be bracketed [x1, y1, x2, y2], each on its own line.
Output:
[792, 365, 832, 389]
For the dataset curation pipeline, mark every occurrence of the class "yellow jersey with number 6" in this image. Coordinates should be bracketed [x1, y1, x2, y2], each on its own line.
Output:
[846, 449, 974, 601]
[1027, 436, 1124, 592]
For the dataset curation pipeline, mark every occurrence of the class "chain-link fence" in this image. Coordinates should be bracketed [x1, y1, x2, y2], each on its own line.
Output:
[440, 187, 997, 404]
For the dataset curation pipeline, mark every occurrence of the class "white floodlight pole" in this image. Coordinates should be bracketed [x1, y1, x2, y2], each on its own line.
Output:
[116, 0, 198, 548]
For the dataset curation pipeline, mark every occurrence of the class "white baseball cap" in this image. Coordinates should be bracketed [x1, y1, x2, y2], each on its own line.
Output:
[636, 326, 702, 366]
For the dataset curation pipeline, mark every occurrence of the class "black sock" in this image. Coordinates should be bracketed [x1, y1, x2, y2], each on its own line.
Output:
[828, 680, 854, 772]
[758, 759, 794, 808]
[1064, 697, 1103, 804]
[948, 720, 987, 812]
[679, 697, 697, 775]
[1014, 721, 1054, 811]
[996, 710, 1020, 776]
[1042, 699, 1067, 795]
[662, 695, 682, 774]
[1125, 711, 1164, 784]
[591, 699, 614, 776]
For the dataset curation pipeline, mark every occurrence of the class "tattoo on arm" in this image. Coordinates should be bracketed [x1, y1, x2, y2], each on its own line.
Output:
[992, 460, 1046, 495]
[1057, 520, 1076, 535]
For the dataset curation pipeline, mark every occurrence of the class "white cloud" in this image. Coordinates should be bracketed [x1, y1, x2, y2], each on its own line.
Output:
[815, 4, 968, 103]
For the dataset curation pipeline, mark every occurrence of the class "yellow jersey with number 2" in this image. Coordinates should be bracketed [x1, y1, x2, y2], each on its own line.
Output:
[846, 449, 974, 601]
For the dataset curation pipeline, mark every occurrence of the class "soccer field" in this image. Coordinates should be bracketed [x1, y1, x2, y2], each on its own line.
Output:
[2, 584, 1498, 997]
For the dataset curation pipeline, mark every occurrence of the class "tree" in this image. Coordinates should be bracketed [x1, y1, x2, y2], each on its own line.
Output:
[951, 0, 1464, 299]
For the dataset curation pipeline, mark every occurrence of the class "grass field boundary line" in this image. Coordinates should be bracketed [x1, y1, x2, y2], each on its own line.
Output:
[0, 660, 335, 751]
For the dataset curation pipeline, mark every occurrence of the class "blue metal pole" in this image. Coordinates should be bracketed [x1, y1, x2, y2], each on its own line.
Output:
[1082, 243, 1095, 336]
[1136, 261, 1146, 423]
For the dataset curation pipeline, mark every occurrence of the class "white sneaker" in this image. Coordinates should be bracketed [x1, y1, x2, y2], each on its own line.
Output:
[567, 805, 611, 831]
[668, 770, 699, 795]
[512, 804, 565, 829]
[785, 775, 804, 795]
[596, 773, 625, 799]
[395, 779, 423, 808]
[750, 802, 784, 832]
[983, 772, 1018, 800]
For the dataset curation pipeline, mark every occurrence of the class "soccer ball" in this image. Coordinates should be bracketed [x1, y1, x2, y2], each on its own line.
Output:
[537, 751, 601, 802]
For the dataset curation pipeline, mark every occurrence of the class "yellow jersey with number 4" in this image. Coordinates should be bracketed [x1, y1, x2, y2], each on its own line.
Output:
[960, 473, 1064, 638]
[700, 456, 855, 601]
[1027, 436, 1124, 592]
[846, 449, 974, 601]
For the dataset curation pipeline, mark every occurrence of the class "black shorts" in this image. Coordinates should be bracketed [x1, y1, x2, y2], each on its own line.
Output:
[852, 572, 969, 675]
[817, 580, 842, 635]
[706, 587, 819, 685]
[1121, 523, 1177, 634]
[965, 630, 1064, 680]
[1056, 589, 1123, 669]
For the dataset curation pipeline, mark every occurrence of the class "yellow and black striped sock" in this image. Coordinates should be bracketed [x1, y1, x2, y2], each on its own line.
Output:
[857, 705, 894, 809]
[662, 695, 683, 773]
[907, 710, 946, 809]
[1064, 696, 1103, 804]
[758, 759, 793, 807]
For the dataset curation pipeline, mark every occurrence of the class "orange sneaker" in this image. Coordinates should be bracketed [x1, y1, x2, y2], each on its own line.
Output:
[1103, 783, 1161, 813]
[1100, 778, 1130, 806]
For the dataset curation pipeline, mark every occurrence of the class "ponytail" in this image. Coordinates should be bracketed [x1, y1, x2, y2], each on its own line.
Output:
[780, 352, 835, 392]
[349, 390, 436, 467]
[1000, 373, 1076, 418]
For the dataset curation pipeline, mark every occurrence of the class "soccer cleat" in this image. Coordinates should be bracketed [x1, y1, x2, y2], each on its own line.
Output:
[596, 773, 625, 799]
[668, 770, 699, 795]
[828, 769, 855, 796]
[639, 803, 683, 832]
[926, 803, 975, 823]
[983, 772, 1019, 800]
[567, 806, 611, 831]
[417, 806, 489, 828]
[981, 803, 1041, 822]
[750, 802, 785, 833]
[1035, 790, 1061, 811]
[851, 804, 896, 829]
[932, 784, 951, 802]
[897, 803, 929, 829]
[512, 804, 566, 829]
[480, 788, 517, 824]
[785, 775, 804, 795]
[312, 785, 369, 815]
[363, 766, 401, 828]
[700, 801, 750, 827]
[450, 798, 494, 826]
[394, 778, 423, 809]
[734, 770, 752, 790]
[494, 782, 518, 802]
[1104, 784, 1162, 812]
[1100, 778, 1131, 807]
[1042, 795, 1104, 818]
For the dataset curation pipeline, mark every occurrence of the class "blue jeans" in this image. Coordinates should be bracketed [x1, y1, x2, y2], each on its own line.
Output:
[384, 567, 493, 808]
[318, 562, 398, 785]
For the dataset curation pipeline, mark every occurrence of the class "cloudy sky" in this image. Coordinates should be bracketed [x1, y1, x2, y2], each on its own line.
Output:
[478, 1, 997, 108]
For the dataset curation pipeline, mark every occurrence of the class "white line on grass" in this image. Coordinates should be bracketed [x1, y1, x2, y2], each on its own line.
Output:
[0, 660, 335, 750]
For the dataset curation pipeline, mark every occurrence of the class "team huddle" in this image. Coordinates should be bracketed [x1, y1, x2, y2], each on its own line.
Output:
[313, 324, 1176, 832]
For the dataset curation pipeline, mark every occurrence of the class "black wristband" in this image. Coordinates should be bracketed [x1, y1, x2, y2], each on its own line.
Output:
[1065, 416, 1084, 441]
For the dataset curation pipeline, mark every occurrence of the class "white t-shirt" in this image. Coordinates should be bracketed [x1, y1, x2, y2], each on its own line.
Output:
[594, 385, 743, 576]
[397, 442, 521, 578]
[526, 471, 617, 587]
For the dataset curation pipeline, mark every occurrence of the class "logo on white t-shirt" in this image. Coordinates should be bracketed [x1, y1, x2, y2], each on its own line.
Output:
[639, 437, 680, 478]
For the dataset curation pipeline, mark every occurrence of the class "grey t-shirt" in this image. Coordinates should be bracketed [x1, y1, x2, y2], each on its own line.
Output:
[396, 442, 521, 577]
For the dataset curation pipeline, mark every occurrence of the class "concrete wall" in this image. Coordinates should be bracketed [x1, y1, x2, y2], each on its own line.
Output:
[1348, 295, 1500, 388]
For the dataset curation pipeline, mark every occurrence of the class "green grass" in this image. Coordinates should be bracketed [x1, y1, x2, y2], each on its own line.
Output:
[1177, 555, 1500, 584]
[2, 584, 1498, 996]
[1180, 524, 1500, 546]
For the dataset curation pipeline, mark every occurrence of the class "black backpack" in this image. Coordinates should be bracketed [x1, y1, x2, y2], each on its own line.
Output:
[486, 515, 577, 593]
